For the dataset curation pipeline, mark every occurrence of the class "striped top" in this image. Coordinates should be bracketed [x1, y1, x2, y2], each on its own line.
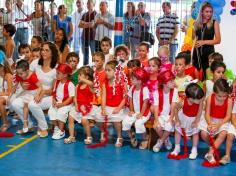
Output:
[156, 13, 179, 44]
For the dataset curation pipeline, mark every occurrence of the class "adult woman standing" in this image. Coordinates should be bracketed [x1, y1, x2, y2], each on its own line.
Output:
[54, 28, 70, 64]
[52, 4, 73, 43]
[30, 0, 50, 37]
[192, 2, 221, 80]
[123, 2, 136, 48]
[11, 42, 58, 137]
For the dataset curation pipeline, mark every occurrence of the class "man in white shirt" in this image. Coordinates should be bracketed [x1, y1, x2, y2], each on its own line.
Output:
[72, 0, 85, 54]
[12, 0, 31, 60]
[94, 1, 114, 52]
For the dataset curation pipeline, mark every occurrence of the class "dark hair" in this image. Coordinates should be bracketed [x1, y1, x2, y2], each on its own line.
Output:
[18, 44, 31, 54]
[79, 66, 94, 81]
[114, 45, 129, 57]
[16, 59, 29, 71]
[3, 24, 16, 37]
[55, 28, 68, 53]
[101, 36, 112, 47]
[177, 51, 191, 65]
[139, 41, 149, 52]
[0, 45, 6, 54]
[32, 35, 43, 44]
[208, 52, 223, 62]
[213, 78, 231, 94]
[106, 60, 118, 70]
[38, 42, 58, 69]
[93, 52, 105, 61]
[210, 60, 226, 73]
[149, 57, 161, 68]
[32, 47, 41, 52]
[124, 1, 135, 17]
[162, 2, 171, 8]
[185, 83, 204, 99]
[127, 59, 141, 68]
[58, 4, 66, 14]
[66, 52, 80, 63]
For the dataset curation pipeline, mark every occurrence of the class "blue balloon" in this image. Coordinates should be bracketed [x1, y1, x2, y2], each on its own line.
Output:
[214, 7, 223, 15]
[213, 14, 221, 22]
[210, 0, 226, 7]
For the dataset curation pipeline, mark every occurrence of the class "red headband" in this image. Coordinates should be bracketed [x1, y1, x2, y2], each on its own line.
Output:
[157, 69, 175, 84]
[56, 64, 72, 75]
[132, 67, 149, 83]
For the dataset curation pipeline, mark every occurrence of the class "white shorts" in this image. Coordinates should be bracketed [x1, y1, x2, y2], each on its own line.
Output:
[48, 105, 72, 123]
[156, 114, 174, 132]
[227, 124, 236, 137]
[69, 105, 94, 123]
[199, 117, 229, 136]
[175, 110, 199, 136]
[95, 106, 124, 122]
[122, 113, 150, 134]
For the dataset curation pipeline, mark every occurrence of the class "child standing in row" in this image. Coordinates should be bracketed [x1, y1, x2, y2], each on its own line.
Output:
[172, 83, 204, 159]
[122, 67, 150, 149]
[136, 42, 149, 67]
[101, 37, 113, 64]
[96, 60, 127, 147]
[200, 78, 232, 164]
[64, 66, 94, 144]
[48, 64, 75, 140]
[66, 52, 80, 86]
[153, 70, 178, 152]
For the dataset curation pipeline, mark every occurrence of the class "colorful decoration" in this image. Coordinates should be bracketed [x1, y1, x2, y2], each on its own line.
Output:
[181, 18, 195, 52]
[0, 132, 14, 138]
[231, 1, 236, 15]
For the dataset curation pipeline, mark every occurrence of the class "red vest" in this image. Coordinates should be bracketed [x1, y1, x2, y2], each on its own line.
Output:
[158, 88, 174, 115]
[53, 80, 71, 102]
[183, 98, 200, 117]
[210, 93, 228, 119]
[132, 86, 150, 116]
[106, 80, 124, 107]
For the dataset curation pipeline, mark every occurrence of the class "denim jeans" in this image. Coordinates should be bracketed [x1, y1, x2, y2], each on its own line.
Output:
[82, 39, 95, 65]
[13, 28, 29, 60]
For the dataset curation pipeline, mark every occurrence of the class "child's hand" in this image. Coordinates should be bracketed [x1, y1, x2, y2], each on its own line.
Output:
[34, 93, 42, 103]
[167, 118, 174, 126]
[128, 111, 134, 117]
[112, 107, 120, 114]
[101, 108, 107, 116]
[175, 120, 181, 127]
[136, 113, 143, 119]
[55, 103, 63, 109]
[153, 119, 160, 128]
[52, 99, 57, 107]
[191, 121, 198, 128]
[207, 125, 213, 133]
[211, 123, 220, 133]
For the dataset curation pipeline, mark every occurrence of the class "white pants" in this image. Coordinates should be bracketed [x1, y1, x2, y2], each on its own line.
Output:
[11, 96, 51, 130]
[122, 113, 150, 134]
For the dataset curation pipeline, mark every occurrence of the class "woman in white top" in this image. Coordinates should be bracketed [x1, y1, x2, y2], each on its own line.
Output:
[11, 42, 58, 137]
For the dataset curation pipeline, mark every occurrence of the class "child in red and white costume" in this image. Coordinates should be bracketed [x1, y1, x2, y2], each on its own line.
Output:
[95, 60, 127, 147]
[48, 64, 75, 140]
[122, 67, 150, 150]
[64, 66, 94, 145]
[172, 83, 204, 159]
[199, 78, 232, 164]
[152, 69, 178, 153]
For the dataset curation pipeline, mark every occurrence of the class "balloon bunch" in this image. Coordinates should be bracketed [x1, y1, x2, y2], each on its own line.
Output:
[231, 1, 236, 15]
[191, 0, 226, 22]
[181, 18, 195, 52]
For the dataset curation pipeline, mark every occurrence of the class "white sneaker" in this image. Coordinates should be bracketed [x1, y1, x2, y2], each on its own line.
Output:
[52, 130, 65, 140]
[164, 138, 172, 150]
[153, 139, 163, 153]
[171, 146, 180, 156]
[22, 127, 29, 133]
[189, 151, 198, 160]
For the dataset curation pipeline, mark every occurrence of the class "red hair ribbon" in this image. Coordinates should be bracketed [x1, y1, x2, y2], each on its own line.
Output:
[202, 135, 220, 167]
[87, 115, 108, 148]
[167, 128, 188, 160]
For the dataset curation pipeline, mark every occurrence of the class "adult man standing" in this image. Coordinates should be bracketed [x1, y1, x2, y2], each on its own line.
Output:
[12, 0, 31, 59]
[94, 1, 114, 52]
[156, 2, 179, 64]
[72, 0, 85, 54]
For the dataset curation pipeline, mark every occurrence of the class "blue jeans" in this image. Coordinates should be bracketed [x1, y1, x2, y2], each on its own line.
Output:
[82, 39, 95, 65]
[13, 28, 29, 60]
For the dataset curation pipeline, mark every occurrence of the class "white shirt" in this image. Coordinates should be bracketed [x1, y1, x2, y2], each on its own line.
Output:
[72, 9, 85, 47]
[94, 12, 114, 41]
[233, 102, 236, 113]
[206, 80, 214, 98]
[30, 59, 56, 90]
[128, 86, 149, 113]
[12, 3, 31, 28]
[56, 81, 75, 103]
[159, 88, 179, 116]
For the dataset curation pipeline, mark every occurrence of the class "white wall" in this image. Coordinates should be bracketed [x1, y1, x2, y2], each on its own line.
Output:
[215, 1, 236, 75]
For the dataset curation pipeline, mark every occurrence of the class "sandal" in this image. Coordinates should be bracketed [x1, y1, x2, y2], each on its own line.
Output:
[219, 155, 230, 165]
[139, 140, 148, 150]
[130, 137, 138, 148]
[84, 137, 93, 145]
[38, 130, 48, 138]
[64, 136, 76, 144]
[0, 123, 9, 132]
[115, 138, 123, 148]
[204, 153, 216, 163]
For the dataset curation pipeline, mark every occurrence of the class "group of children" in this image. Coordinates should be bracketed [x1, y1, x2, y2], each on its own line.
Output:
[0, 26, 236, 166]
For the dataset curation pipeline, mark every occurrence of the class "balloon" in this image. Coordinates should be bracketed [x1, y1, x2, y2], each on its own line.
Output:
[213, 14, 221, 22]
[210, 0, 226, 7]
[214, 7, 223, 15]
[181, 43, 192, 52]
[230, 9, 236, 15]
[184, 36, 192, 44]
